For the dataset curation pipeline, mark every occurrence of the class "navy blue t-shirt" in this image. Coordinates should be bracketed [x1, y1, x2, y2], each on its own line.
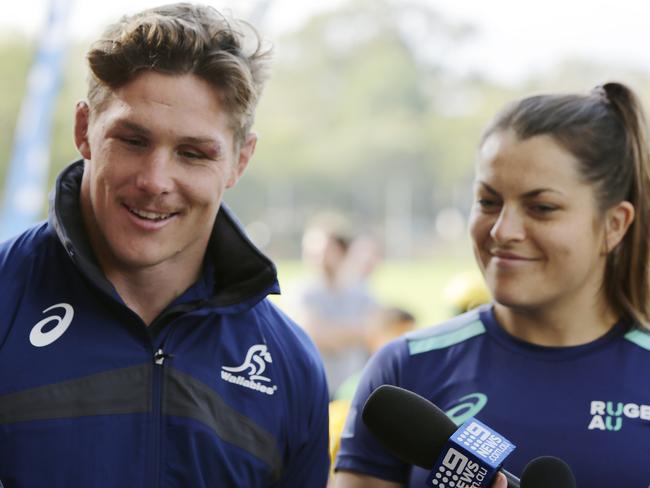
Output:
[336, 305, 650, 487]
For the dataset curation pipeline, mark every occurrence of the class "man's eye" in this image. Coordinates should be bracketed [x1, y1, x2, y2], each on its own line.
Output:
[179, 150, 204, 159]
[120, 137, 145, 147]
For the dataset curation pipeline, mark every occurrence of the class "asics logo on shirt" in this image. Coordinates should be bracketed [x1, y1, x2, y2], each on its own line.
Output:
[588, 400, 650, 431]
[29, 303, 74, 347]
[445, 393, 488, 426]
[221, 344, 278, 395]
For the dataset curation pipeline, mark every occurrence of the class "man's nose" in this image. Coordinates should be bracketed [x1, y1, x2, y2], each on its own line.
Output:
[135, 150, 174, 195]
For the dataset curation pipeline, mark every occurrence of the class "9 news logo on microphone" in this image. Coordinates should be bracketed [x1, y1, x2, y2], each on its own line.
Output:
[427, 418, 515, 488]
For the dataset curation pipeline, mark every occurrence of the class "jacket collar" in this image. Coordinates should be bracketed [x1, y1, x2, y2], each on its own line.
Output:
[48, 160, 280, 309]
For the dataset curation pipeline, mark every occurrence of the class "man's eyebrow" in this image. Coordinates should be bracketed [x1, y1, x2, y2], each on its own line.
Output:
[113, 119, 222, 149]
[113, 119, 151, 136]
[179, 135, 221, 146]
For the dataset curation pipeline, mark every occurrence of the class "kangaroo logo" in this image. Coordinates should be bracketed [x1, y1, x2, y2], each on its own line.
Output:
[221, 344, 277, 395]
[223, 344, 273, 382]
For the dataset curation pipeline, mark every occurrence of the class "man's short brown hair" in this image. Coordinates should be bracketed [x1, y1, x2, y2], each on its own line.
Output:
[86, 2, 271, 145]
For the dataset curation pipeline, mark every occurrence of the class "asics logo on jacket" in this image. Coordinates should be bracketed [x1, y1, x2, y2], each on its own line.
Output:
[29, 303, 74, 347]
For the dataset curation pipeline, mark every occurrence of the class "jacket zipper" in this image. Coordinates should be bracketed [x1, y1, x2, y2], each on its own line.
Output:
[151, 348, 170, 488]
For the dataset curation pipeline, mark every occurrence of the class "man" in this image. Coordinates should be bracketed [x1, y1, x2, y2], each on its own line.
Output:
[0, 4, 329, 487]
[292, 217, 380, 397]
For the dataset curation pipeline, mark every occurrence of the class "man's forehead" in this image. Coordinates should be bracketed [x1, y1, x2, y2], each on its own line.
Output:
[105, 72, 226, 113]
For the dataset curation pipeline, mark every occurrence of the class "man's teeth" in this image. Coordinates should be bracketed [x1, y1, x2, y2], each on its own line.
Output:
[129, 208, 173, 221]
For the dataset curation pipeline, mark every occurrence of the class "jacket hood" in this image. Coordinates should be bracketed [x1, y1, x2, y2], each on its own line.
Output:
[48, 160, 280, 310]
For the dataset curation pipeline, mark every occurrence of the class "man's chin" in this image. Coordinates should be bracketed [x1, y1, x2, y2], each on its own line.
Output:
[102, 244, 176, 273]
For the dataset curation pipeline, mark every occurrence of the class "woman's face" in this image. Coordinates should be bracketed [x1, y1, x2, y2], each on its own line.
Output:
[468, 129, 609, 313]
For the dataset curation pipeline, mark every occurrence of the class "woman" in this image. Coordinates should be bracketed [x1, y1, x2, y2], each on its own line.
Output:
[333, 82, 650, 487]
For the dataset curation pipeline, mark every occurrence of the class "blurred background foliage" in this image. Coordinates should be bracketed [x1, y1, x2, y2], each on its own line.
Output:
[2, 0, 650, 323]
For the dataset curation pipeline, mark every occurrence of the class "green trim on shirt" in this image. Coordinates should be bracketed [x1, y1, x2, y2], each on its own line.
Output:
[408, 320, 486, 355]
[624, 328, 650, 351]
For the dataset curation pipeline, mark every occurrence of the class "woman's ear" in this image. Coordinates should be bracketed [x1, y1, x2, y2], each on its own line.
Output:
[604, 200, 635, 253]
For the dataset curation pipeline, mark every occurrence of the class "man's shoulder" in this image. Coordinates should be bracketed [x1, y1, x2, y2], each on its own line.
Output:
[255, 299, 315, 342]
[253, 299, 325, 364]
[0, 222, 54, 270]
[0, 223, 60, 341]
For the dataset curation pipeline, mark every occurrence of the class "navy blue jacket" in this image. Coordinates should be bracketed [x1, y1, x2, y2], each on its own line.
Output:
[0, 161, 330, 487]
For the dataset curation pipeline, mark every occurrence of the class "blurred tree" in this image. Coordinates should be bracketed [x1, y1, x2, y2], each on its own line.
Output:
[1, 0, 650, 257]
[0, 37, 84, 219]
[48, 43, 88, 187]
[238, 0, 481, 255]
[0, 38, 33, 201]
[255, 0, 467, 178]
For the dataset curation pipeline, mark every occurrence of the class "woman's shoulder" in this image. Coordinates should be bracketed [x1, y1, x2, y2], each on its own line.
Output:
[405, 306, 489, 356]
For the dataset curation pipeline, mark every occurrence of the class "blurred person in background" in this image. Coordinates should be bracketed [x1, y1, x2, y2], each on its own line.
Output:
[334, 82, 650, 487]
[334, 306, 417, 402]
[0, 3, 329, 487]
[290, 213, 381, 397]
[328, 305, 416, 487]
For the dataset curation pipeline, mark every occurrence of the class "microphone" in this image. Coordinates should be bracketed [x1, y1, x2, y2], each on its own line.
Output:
[520, 456, 576, 488]
[362, 385, 576, 488]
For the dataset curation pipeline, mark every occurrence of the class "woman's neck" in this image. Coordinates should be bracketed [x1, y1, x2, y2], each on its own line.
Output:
[493, 296, 618, 347]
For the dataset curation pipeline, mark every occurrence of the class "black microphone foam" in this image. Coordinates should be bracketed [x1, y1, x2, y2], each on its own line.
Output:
[362, 385, 577, 488]
[521, 456, 576, 488]
[361, 384, 457, 469]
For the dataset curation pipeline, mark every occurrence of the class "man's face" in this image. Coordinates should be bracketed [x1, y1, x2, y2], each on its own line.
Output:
[74, 71, 256, 275]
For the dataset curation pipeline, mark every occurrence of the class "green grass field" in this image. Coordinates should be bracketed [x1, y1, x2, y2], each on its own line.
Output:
[272, 256, 487, 327]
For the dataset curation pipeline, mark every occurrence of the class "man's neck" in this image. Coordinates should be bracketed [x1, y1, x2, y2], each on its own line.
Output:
[105, 261, 202, 325]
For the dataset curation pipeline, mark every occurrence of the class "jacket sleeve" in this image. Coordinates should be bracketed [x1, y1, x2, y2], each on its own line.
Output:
[273, 331, 330, 487]
[0, 228, 41, 351]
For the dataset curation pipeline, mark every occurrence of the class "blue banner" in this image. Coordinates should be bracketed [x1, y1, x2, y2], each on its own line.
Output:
[0, 0, 74, 241]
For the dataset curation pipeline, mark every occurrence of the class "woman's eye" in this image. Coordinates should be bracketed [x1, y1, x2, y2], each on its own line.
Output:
[477, 198, 500, 209]
[531, 204, 557, 214]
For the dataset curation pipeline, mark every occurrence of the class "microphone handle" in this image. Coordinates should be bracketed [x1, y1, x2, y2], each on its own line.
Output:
[503, 468, 520, 488]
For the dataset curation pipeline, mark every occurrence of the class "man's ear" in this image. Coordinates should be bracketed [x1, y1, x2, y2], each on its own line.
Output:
[603, 200, 635, 253]
[226, 132, 257, 188]
[74, 101, 92, 159]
